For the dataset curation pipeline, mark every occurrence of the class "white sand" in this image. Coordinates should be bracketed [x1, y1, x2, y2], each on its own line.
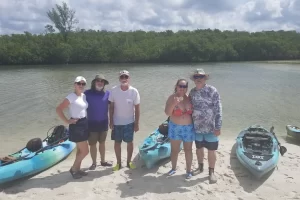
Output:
[1, 139, 300, 200]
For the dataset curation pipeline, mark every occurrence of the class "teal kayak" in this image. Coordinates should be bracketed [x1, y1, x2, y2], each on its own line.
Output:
[138, 120, 182, 169]
[286, 125, 300, 141]
[0, 127, 76, 185]
[235, 125, 280, 179]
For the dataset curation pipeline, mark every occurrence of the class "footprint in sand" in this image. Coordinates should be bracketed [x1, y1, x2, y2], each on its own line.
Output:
[287, 191, 299, 199]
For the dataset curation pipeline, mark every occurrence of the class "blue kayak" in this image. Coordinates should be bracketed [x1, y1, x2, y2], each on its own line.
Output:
[235, 125, 280, 179]
[138, 121, 182, 169]
[286, 125, 300, 141]
[0, 128, 76, 185]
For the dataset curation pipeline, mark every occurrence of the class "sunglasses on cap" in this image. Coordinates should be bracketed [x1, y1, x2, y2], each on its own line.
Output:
[76, 82, 86, 86]
[193, 75, 206, 79]
[178, 84, 188, 88]
[120, 75, 129, 79]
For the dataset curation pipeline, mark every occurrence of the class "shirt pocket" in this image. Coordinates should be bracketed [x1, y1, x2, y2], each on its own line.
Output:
[126, 99, 133, 104]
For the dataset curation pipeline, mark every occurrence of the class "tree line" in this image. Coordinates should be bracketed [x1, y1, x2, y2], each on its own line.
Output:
[0, 2, 300, 65]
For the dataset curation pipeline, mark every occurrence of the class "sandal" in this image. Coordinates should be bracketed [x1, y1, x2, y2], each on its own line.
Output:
[101, 161, 112, 167]
[78, 170, 88, 176]
[186, 172, 193, 179]
[167, 169, 176, 176]
[69, 168, 82, 179]
[89, 163, 97, 170]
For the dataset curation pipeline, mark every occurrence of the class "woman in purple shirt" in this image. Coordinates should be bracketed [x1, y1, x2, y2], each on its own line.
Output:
[85, 74, 112, 169]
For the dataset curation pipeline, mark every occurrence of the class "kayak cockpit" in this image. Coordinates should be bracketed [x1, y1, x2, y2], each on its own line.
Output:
[242, 132, 274, 155]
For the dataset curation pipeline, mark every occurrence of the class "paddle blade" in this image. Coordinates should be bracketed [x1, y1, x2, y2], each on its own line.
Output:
[280, 146, 287, 156]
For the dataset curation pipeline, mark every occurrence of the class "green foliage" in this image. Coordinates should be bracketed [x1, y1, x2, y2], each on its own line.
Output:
[0, 29, 300, 65]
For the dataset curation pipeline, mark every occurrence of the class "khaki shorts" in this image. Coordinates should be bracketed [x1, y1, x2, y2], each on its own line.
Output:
[88, 131, 108, 145]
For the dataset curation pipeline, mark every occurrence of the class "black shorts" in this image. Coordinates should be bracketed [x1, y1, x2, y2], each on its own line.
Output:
[88, 120, 108, 132]
[69, 117, 88, 143]
[195, 133, 219, 151]
[195, 140, 219, 151]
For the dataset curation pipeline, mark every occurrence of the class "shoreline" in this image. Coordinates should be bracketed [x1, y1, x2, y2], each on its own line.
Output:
[1, 59, 300, 67]
[1, 138, 299, 200]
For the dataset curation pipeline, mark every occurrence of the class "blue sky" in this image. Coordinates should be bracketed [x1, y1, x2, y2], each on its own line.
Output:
[0, 0, 299, 35]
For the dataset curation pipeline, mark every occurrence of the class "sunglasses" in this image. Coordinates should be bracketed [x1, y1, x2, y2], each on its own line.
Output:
[96, 79, 105, 83]
[193, 75, 206, 79]
[178, 84, 188, 88]
[76, 82, 86, 86]
[120, 75, 129, 79]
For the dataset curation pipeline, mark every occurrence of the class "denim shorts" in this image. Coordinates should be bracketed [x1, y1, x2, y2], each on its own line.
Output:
[111, 123, 134, 143]
[68, 117, 89, 143]
[195, 133, 219, 150]
[168, 120, 195, 142]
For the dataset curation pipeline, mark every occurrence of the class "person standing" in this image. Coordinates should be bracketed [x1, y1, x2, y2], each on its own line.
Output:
[85, 74, 112, 170]
[164, 78, 195, 179]
[56, 76, 89, 179]
[108, 70, 140, 171]
[189, 69, 222, 184]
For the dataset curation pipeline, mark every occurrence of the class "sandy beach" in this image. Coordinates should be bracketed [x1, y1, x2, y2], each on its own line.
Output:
[0, 138, 299, 200]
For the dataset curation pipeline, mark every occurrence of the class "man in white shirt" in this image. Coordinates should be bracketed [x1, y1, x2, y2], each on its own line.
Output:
[108, 70, 140, 171]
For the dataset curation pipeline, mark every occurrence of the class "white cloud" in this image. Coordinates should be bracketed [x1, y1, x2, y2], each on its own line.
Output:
[0, 0, 299, 35]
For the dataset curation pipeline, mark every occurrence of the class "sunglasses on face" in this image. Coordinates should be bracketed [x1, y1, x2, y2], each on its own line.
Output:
[120, 75, 129, 79]
[193, 75, 206, 79]
[76, 82, 86, 86]
[178, 84, 188, 88]
[96, 79, 105, 83]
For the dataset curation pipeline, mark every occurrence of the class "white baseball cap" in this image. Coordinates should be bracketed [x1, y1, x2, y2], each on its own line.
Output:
[74, 76, 87, 83]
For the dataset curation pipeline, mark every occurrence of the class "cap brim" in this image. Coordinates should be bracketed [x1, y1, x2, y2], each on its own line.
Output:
[94, 78, 109, 85]
[119, 74, 129, 77]
[190, 74, 209, 81]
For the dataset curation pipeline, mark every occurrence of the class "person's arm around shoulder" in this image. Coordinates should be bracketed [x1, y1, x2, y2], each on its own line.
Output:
[56, 94, 78, 125]
[187, 89, 193, 107]
[84, 90, 88, 101]
[133, 88, 140, 132]
[108, 90, 114, 130]
[164, 94, 180, 116]
[212, 87, 222, 136]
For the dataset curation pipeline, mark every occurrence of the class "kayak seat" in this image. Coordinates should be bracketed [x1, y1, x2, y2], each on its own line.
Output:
[242, 133, 273, 154]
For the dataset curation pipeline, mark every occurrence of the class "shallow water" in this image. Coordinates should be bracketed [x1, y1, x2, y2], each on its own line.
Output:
[0, 62, 299, 155]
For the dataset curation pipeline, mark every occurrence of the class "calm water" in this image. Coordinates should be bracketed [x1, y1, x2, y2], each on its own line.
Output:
[0, 62, 300, 155]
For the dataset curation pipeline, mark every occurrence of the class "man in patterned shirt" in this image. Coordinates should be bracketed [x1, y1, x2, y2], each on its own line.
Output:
[189, 69, 222, 184]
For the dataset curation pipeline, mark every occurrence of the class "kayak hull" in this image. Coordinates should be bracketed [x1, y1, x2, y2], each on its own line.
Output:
[138, 121, 182, 169]
[286, 125, 300, 140]
[236, 125, 279, 179]
[139, 129, 171, 169]
[0, 139, 76, 185]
